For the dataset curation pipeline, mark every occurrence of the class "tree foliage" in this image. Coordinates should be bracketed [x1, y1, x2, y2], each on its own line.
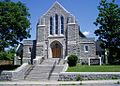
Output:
[94, 0, 120, 64]
[0, 48, 15, 60]
[0, 0, 31, 51]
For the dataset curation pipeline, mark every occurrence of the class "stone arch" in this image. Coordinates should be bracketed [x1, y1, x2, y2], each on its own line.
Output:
[50, 40, 63, 58]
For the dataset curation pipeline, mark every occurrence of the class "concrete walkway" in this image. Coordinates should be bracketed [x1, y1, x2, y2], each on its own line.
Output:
[0, 80, 120, 85]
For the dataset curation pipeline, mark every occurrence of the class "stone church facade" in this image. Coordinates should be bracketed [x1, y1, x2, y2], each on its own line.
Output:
[15, 2, 96, 64]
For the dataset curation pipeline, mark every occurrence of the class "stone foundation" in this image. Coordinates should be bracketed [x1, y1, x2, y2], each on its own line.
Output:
[59, 72, 120, 81]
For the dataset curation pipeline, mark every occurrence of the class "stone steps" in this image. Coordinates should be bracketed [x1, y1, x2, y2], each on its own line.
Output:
[25, 58, 64, 81]
[41, 58, 64, 65]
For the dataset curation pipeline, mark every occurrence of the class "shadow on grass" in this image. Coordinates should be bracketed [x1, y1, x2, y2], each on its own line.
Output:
[0, 65, 20, 71]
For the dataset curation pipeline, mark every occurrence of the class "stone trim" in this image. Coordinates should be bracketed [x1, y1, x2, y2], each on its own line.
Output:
[68, 23, 76, 25]
[79, 42, 95, 44]
[37, 25, 46, 27]
[36, 42, 44, 45]
[48, 35, 64, 38]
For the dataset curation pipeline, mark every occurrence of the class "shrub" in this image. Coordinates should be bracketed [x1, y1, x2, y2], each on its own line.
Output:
[75, 75, 82, 81]
[116, 81, 120, 84]
[75, 75, 83, 85]
[68, 55, 78, 67]
[0, 49, 15, 60]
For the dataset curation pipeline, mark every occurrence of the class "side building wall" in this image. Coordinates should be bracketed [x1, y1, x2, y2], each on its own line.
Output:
[78, 38, 96, 64]
[67, 20, 96, 64]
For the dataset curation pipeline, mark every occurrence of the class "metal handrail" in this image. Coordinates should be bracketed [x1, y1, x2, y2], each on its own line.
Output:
[24, 65, 35, 79]
[48, 61, 56, 80]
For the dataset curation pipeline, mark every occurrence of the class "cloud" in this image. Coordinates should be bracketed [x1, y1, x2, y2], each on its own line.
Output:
[83, 31, 90, 36]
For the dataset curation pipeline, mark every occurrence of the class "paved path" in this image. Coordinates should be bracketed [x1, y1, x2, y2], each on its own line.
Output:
[0, 80, 120, 85]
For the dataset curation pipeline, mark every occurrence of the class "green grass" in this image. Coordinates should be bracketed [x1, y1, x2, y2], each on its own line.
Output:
[67, 64, 120, 72]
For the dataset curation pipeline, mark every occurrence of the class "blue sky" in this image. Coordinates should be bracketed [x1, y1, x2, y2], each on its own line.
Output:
[13, 0, 120, 40]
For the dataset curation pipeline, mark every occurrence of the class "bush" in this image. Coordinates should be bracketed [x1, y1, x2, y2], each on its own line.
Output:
[75, 75, 82, 81]
[68, 55, 78, 67]
[0, 49, 15, 60]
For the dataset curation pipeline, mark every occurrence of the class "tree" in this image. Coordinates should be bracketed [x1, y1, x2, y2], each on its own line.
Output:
[0, 0, 31, 51]
[0, 48, 15, 60]
[94, 0, 120, 64]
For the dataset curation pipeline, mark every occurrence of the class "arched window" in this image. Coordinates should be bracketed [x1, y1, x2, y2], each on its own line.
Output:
[55, 14, 58, 34]
[61, 16, 64, 34]
[50, 17, 53, 35]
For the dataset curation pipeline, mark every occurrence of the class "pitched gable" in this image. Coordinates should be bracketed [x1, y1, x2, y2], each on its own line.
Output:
[44, 1, 70, 16]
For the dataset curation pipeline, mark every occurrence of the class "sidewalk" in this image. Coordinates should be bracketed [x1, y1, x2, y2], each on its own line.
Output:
[0, 80, 120, 85]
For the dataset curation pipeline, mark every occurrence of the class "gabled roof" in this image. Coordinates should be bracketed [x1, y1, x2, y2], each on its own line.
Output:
[44, 1, 70, 15]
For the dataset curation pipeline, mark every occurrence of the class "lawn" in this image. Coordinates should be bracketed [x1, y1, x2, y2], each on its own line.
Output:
[67, 64, 120, 72]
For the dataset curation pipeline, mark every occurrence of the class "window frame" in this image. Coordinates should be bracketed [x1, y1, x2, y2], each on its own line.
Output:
[50, 16, 53, 35]
[84, 45, 89, 53]
[28, 47, 32, 53]
[61, 16, 64, 34]
[55, 14, 58, 34]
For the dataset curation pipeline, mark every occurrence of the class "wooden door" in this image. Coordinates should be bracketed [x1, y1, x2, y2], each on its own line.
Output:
[52, 44, 61, 58]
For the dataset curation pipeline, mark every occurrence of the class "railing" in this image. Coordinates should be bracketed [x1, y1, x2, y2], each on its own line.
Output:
[64, 56, 69, 64]
[24, 65, 35, 79]
[57, 58, 61, 64]
[48, 61, 56, 80]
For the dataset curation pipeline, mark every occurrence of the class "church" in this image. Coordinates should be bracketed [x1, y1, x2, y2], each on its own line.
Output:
[15, 2, 96, 65]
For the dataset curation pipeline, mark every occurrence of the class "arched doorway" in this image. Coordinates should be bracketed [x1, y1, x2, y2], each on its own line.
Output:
[51, 41, 62, 58]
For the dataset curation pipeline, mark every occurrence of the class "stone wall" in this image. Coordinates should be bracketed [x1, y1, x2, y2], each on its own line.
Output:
[59, 72, 120, 81]
[23, 40, 34, 58]
[79, 43, 96, 58]
[77, 38, 96, 64]
[37, 25, 45, 42]
[67, 24, 76, 41]
[0, 71, 12, 81]
[23, 46, 31, 58]
[67, 39, 96, 64]
[67, 44, 77, 56]
[0, 63, 30, 81]
[22, 40, 36, 64]
[36, 45, 44, 56]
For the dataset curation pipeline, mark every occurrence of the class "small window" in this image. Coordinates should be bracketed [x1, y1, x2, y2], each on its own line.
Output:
[28, 47, 32, 53]
[84, 45, 89, 52]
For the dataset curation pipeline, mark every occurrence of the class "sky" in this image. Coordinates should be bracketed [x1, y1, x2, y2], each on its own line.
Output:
[13, 0, 120, 40]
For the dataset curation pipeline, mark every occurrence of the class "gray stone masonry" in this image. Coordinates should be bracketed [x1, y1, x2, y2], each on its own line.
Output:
[0, 63, 30, 81]
[59, 72, 120, 81]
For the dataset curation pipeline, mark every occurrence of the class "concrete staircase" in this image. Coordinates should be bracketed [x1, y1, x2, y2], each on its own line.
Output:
[25, 58, 64, 81]
[41, 58, 64, 65]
